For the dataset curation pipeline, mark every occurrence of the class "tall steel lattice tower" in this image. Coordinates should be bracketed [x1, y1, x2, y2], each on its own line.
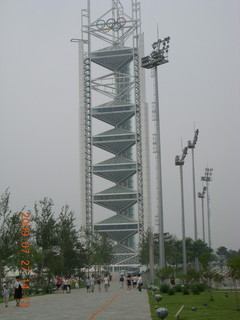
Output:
[75, 0, 152, 269]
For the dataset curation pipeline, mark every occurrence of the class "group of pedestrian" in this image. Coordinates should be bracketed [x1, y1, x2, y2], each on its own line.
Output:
[55, 277, 74, 293]
[2, 276, 23, 308]
[85, 274, 111, 293]
[121, 273, 143, 292]
[1, 272, 143, 309]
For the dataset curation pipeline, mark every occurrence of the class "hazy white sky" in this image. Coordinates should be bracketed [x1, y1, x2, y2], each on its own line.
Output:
[0, 0, 239, 251]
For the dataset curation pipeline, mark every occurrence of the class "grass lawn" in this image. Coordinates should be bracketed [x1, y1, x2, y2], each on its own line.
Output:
[148, 290, 240, 320]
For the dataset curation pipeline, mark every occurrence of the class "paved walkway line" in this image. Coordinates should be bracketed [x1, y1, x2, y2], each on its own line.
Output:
[87, 290, 125, 320]
[0, 293, 59, 313]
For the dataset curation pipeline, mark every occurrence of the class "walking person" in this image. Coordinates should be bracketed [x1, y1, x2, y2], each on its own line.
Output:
[132, 274, 137, 288]
[74, 279, 79, 289]
[137, 274, 143, 292]
[3, 283, 10, 307]
[97, 276, 102, 292]
[67, 279, 71, 293]
[56, 277, 62, 293]
[90, 275, 95, 292]
[126, 274, 132, 291]
[62, 278, 68, 293]
[119, 274, 124, 288]
[85, 276, 91, 293]
[103, 274, 109, 292]
[14, 276, 23, 307]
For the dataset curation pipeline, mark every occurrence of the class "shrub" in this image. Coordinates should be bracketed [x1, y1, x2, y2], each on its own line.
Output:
[174, 284, 182, 292]
[168, 288, 175, 295]
[160, 284, 169, 293]
[34, 288, 40, 294]
[192, 284, 201, 295]
[182, 287, 190, 295]
[197, 283, 206, 292]
[191, 283, 205, 294]
[44, 285, 53, 293]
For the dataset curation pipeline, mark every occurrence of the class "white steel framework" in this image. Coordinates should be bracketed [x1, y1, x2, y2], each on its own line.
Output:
[77, 0, 151, 267]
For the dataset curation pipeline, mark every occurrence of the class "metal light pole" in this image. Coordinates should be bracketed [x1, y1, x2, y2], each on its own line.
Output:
[175, 146, 188, 274]
[201, 168, 213, 248]
[198, 186, 207, 242]
[149, 228, 155, 282]
[141, 37, 170, 270]
[188, 129, 199, 270]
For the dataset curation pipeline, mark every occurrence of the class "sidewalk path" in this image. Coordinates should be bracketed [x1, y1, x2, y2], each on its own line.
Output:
[0, 279, 151, 320]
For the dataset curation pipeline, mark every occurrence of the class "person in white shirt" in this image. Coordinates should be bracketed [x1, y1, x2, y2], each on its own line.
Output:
[137, 274, 143, 292]
[62, 278, 68, 293]
[132, 275, 137, 288]
[90, 275, 95, 292]
[103, 274, 109, 292]
[3, 283, 10, 307]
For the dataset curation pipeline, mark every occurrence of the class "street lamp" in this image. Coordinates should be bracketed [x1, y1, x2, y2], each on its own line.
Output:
[175, 146, 188, 274]
[201, 168, 213, 248]
[188, 129, 199, 270]
[198, 186, 207, 242]
[141, 37, 170, 269]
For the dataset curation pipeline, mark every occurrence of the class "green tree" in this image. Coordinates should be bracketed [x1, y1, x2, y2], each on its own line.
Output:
[156, 266, 175, 284]
[183, 268, 201, 285]
[192, 239, 212, 260]
[82, 229, 113, 274]
[29, 244, 45, 279]
[55, 204, 80, 277]
[138, 228, 152, 268]
[92, 233, 113, 274]
[74, 240, 89, 277]
[216, 246, 230, 263]
[199, 252, 217, 301]
[0, 189, 21, 283]
[228, 255, 240, 310]
[164, 233, 182, 267]
[228, 250, 240, 259]
[185, 238, 212, 266]
[32, 197, 58, 280]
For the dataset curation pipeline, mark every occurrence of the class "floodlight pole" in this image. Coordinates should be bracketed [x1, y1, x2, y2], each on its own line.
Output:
[141, 37, 170, 270]
[201, 168, 213, 248]
[153, 64, 165, 269]
[198, 186, 207, 242]
[175, 146, 188, 274]
[188, 129, 199, 270]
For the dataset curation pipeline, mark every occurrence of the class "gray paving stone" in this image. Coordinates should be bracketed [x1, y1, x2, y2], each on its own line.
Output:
[0, 280, 151, 320]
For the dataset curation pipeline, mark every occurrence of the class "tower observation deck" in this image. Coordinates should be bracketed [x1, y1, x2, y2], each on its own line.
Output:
[76, 0, 152, 269]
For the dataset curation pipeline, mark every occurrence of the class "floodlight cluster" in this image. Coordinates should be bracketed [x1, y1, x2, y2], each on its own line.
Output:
[141, 37, 170, 69]
[175, 146, 188, 166]
[201, 168, 213, 182]
[188, 129, 199, 148]
[198, 186, 207, 198]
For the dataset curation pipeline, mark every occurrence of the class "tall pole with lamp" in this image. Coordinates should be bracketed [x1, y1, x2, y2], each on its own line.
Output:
[188, 129, 199, 270]
[175, 146, 188, 274]
[198, 186, 207, 243]
[201, 168, 213, 248]
[141, 37, 170, 269]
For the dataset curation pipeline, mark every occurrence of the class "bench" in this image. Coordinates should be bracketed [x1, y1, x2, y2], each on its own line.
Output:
[175, 305, 184, 319]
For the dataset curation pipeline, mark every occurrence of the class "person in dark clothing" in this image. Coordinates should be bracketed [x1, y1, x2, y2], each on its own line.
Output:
[14, 276, 23, 307]
[119, 274, 124, 288]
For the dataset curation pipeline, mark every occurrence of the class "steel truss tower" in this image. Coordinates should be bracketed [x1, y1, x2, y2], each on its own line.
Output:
[77, 0, 151, 268]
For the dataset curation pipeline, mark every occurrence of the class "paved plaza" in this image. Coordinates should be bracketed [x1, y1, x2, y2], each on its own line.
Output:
[0, 279, 151, 320]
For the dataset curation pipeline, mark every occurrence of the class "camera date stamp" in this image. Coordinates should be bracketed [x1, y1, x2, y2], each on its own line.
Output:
[19, 212, 31, 307]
